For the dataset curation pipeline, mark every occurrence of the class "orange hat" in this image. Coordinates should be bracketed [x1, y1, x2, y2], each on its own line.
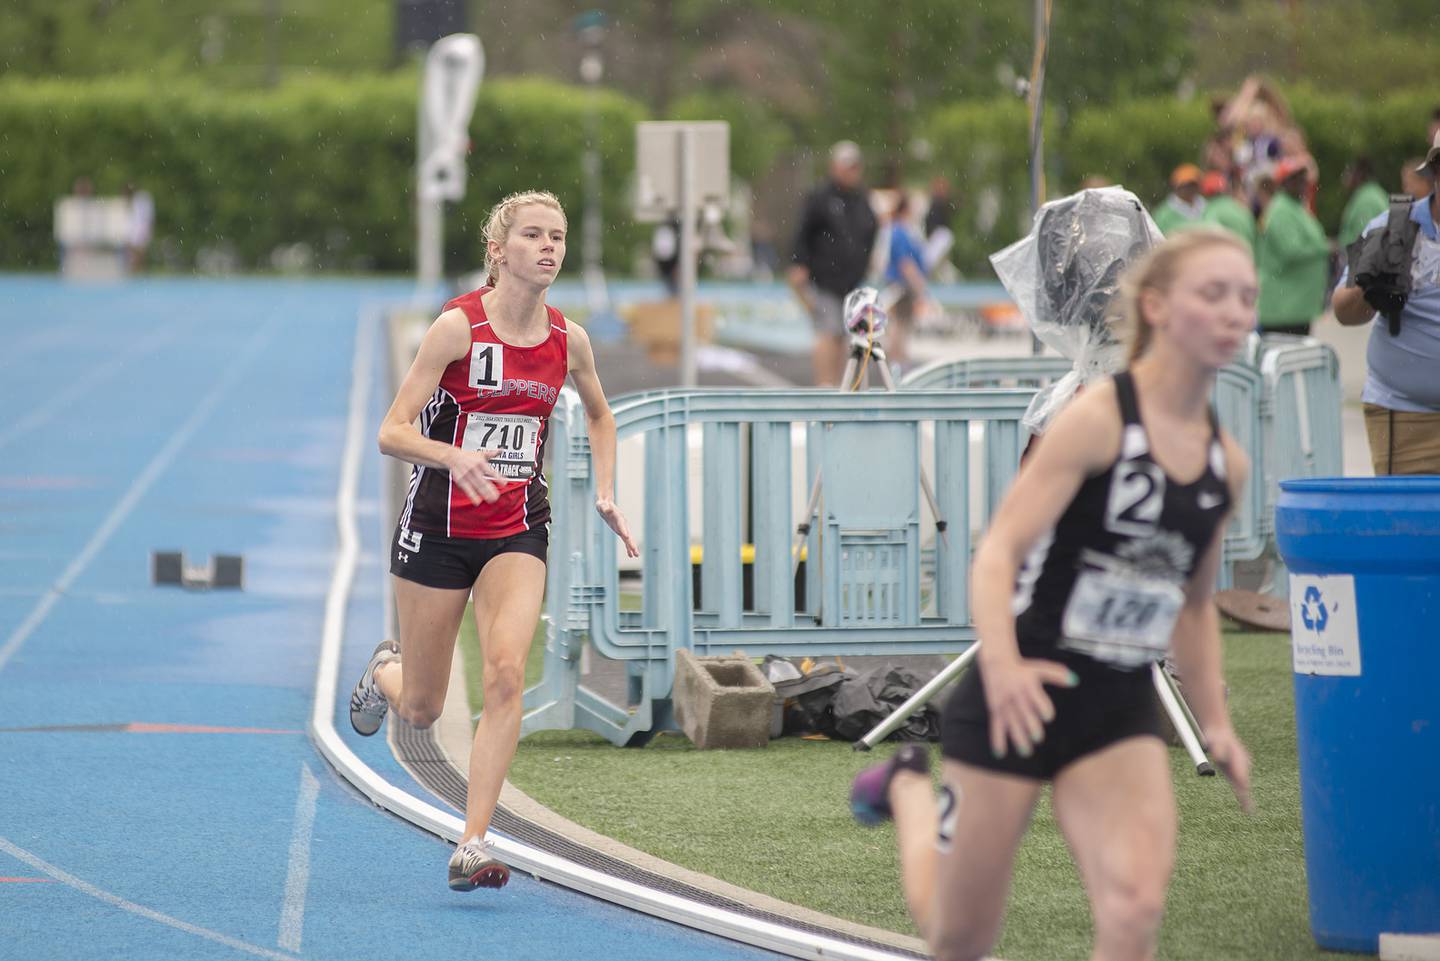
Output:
[1274, 155, 1311, 183]
[1170, 163, 1203, 188]
[1200, 171, 1228, 197]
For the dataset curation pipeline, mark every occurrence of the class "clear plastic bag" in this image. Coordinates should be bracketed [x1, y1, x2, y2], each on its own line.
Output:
[989, 186, 1163, 434]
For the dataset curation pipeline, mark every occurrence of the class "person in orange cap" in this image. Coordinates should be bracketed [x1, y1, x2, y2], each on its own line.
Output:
[1200, 170, 1257, 251]
[1153, 163, 1206, 235]
[1257, 155, 1330, 335]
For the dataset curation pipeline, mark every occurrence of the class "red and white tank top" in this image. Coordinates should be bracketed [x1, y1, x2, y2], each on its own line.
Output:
[399, 287, 569, 539]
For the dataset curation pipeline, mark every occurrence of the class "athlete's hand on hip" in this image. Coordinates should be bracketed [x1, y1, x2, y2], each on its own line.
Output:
[980, 656, 1078, 759]
[447, 448, 506, 505]
[1205, 725, 1254, 814]
[595, 497, 639, 558]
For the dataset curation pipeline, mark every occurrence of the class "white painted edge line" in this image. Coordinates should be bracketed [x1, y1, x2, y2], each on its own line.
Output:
[308, 307, 919, 961]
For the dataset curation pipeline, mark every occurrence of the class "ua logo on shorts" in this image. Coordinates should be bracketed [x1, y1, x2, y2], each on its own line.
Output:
[398, 529, 423, 557]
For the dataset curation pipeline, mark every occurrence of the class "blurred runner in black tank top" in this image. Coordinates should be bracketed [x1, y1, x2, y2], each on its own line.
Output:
[851, 228, 1256, 961]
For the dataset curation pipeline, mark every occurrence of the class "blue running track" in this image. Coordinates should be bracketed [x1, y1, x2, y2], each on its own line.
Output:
[0, 276, 783, 961]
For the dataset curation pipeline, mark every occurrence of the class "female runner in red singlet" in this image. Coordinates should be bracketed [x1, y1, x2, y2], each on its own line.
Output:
[348, 190, 638, 891]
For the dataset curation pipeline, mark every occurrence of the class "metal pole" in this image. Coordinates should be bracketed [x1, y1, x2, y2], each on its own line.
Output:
[1028, 0, 1049, 218]
[1029, 0, 1050, 356]
[854, 644, 980, 751]
[678, 126, 698, 387]
[417, 197, 442, 289]
[1152, 661, 1215, 776]
[579, 19, 609, 314]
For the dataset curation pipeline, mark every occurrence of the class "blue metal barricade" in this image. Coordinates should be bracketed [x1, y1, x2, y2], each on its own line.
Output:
[523, 387, 1033, 745]
[1256, 338, 1344, 597]
[898, 358, 1268, 586]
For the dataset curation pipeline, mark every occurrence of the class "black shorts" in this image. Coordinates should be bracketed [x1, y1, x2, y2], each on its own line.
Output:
[389, 524, 548, 590]
[941, 654, 1166, 780]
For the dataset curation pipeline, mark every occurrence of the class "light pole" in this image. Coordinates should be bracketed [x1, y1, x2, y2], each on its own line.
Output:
[575, 11, 615, 328]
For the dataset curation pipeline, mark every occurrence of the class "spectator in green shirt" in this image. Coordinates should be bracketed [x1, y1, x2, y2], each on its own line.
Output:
[1152, 163, 1206, 236]
[1200, 170, 1257, 251]
[1257, 155, 1331, 336]
[1338, 156, 1391, 249]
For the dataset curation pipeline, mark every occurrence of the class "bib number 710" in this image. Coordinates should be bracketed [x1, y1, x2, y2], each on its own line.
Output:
[462, 413, 540, 480]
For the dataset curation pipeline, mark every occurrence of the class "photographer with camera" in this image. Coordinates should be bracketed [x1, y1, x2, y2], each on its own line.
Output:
[1333, 133, 1440, 475]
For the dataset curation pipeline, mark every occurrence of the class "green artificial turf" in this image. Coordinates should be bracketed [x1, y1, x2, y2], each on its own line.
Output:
[459, 615, 1349, 961]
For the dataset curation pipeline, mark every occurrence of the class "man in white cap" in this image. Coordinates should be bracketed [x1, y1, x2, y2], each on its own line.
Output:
[1333, 133, 1440, 474]
[788, 140, 878, 385]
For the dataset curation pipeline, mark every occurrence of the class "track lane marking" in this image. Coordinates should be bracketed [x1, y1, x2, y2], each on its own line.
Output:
[0, 313, 282, 676]
[277, 764, 320, 952]
[0, 836, 303, 961]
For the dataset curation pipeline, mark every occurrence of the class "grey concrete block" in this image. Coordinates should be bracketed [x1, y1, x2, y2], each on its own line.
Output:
[674, 649, 775, 749]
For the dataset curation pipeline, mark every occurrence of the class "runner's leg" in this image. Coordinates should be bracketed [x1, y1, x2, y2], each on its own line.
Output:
[377, 576, 469, 729]
[462, 552, 546, 843]
[919, 760, 1041, 961]
[1052, 737, 1176, 961]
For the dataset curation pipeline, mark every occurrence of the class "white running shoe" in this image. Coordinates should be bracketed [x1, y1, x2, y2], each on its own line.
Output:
[448, 838, 510, 891]
[348, 639, 399, 736]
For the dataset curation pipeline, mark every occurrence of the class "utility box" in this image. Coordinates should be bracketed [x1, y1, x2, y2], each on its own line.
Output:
[673, 649, 774, 749]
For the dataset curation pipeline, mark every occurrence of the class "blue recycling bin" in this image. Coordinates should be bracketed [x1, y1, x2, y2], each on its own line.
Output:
[1275, 477, 1440, 953]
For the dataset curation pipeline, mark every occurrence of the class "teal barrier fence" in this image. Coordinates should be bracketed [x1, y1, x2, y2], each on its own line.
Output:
[522, 337, 1341, 746]
[523, 387, 1032, 746]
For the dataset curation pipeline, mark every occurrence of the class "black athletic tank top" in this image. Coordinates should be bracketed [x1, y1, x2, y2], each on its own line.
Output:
[1011, 371, 1231, 671]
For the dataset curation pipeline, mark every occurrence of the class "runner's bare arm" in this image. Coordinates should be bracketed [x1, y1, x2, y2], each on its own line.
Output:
[969, 384, 1120, 756]
[378, 308, 503, 505]
[1170, 431, 1253, 811]
[566, 321, 639, 557]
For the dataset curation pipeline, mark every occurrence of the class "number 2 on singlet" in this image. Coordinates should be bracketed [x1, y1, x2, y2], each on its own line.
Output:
[1105, 460, 1164, 536]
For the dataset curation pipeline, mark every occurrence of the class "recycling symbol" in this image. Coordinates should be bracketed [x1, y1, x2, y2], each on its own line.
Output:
[1300, 585, 1329, 632]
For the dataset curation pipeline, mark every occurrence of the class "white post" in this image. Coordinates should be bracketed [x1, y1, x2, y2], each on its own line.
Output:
[417, 196, 443, 290]
[416, 34, 484, 292]
[678, 126, 698, 387]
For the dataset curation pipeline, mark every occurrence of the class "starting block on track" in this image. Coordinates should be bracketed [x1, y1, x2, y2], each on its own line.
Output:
[151, 551, 244, 590]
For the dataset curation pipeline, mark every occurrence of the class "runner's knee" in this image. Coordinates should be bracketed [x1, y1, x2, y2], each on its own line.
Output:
[398, 699, 444, 730]
[1094, 877, 1166, 949]
[929, 913, 999, 961]
[930, 928, 995, 961]
[482, 661, 524, 709]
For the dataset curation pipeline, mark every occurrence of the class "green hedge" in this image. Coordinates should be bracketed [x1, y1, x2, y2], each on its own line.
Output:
[0, 73, 648, 272]
[3, 75, 1430, 277]
[926, 88, 1433, 276]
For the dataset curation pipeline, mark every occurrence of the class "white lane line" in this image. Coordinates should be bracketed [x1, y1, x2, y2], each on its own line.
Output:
[0, 318, 187, 453]
[0, 836, 303, 961]
[277, 764, 320, 953]
[0, 314, 281, 676]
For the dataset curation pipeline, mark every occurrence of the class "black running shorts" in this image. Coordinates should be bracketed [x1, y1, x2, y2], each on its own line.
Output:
[940, 654, 1166, 780]
[389, 524, 548, 590]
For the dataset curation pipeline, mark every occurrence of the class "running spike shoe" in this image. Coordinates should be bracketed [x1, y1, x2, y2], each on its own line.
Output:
[348, 639, 400, 736]
[448, 838, 510, 891]
[849, 742, 932, 826]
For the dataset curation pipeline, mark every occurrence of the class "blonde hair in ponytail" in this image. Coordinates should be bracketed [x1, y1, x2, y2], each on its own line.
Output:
[482, 190, 567, 287]
[1115, 227, 1251, 364]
